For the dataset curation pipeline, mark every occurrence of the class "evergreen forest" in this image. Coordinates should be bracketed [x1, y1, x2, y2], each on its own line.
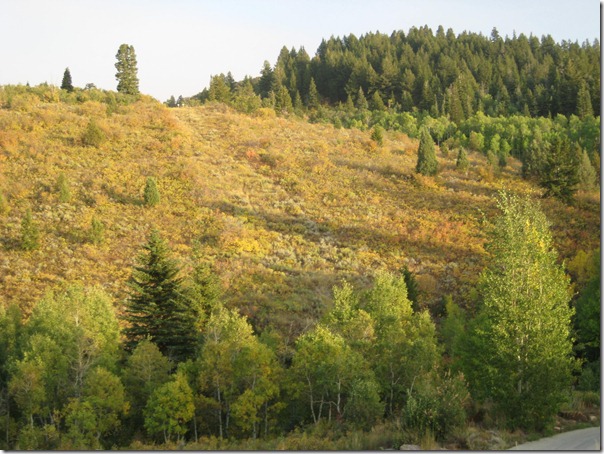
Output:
[0, 25, 600, 450]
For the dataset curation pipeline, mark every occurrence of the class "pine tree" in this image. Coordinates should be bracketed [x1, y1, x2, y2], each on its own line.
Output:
[415, 127, 438, 176]
[258, 61, 275, 99]
[576, 81, 593, 118]
[165, 96, 177, 108]
[21, 209, 39, 251]
[275, 83, 293, 113]
[456, 148, 469, 174]
[123, 230, 198, 362]
[143, 177, 160, 207]
[355, 87, 368, 110]
[115, 44, 139, 95]
[461, 192, 576, 430]
[370, 125, 384, 146]
[539, 135, 579, 202]
[61, 68, 74, 92]
[577, 148, 597, 191]
[371, 91, 386, 111]
[306, 77, 320, 110]
[401, 266, 420, 311]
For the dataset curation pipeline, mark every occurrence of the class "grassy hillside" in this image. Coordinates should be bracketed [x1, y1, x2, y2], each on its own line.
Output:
[0, 88, 599, 341]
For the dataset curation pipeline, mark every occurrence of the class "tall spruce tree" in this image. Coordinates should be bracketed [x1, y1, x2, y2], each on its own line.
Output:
[416, 127, 438, 176]
[115, 44, 140, 95]
[461, 192, 576, 430]
[61, 68, 74, 92]
[539, 135, 579, 202]
[123, 230, 198, 362]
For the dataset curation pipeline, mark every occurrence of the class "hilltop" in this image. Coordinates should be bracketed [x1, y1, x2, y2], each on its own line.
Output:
[0, 86, 599, 341]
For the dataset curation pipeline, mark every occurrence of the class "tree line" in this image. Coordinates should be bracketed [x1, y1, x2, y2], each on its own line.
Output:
[177, 26, 599, 203]
[0, 192, 597, 449]
[191, 25, 599, 119]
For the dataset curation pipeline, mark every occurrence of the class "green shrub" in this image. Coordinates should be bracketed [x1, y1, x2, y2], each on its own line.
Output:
[57, 173, 71, 203]
[82, 119, 106, 147]
[371, 126, 384, 146]
[143, 177, 160, 207]
[90, 217, 105, 245]
[21, 209, 40, 251]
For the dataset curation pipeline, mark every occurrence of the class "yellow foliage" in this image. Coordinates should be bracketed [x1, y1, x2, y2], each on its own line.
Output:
[0, 95, 598, 329]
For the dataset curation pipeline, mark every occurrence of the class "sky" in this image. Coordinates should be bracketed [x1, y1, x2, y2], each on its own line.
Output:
[1, 0, 600, 102]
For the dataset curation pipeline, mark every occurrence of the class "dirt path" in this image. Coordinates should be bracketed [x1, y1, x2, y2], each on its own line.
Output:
[508, 426, 600, 450]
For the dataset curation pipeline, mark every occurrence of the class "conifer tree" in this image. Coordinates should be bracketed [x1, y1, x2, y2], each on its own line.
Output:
[258, 61, 275, 99]
[165, 96, 177, 108]
[123, 230, 198, 362]
[539, 135, 579, 202]
[577, 148, 597, 191]
[21, 209, 39, 251]
[576, 81, 593, 118]
[371, 90, 386, 111]
[61, 68, 74, 92]
[355, 87, 368, 110]
[306, 77, 320, 109]
[415, 127, 438, 176]
[456, 148, 469, 174]
[370, 125, 384, 146]
[115, 44, 139, 95]
[143, 177, 160, 207]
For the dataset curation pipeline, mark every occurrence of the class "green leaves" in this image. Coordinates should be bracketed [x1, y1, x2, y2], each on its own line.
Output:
[198, 305, 281, 438]
[415, 127, 438, 176]
[143, 176, 160, 207]
[115, 44, 139, 95]
[20, 209, 39, 251]
[462, 192, 576, 430]
[144, 371, 194, 443]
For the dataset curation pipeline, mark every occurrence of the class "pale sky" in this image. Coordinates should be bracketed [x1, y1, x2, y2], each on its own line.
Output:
[1, 0, 600, 102]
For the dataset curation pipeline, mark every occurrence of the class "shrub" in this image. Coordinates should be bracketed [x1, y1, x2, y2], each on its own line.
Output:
[371, 126, 384, 146]
[57, 173, 71, 203]
[143, 177, 160, 207]
[82, 119, 106, 147]
[90, 217, 105, 245]
[21, 209, 40, 251]
[0, 190, 8, 215]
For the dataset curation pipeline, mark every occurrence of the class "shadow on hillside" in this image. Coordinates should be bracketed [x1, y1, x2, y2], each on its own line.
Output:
[103, 185, 143, 206]
[335, 158, 411, 181]
[209, 200, 480, 270]
[0, 235, 22, 251]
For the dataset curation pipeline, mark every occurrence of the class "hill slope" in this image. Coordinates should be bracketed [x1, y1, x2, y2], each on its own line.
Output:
[0, 92, 599, 338]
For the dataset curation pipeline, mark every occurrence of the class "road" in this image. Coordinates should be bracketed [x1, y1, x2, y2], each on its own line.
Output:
[508, 427, 600, 451]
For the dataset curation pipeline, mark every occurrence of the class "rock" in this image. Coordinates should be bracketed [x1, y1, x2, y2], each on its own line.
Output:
[400, 444, 421, 450]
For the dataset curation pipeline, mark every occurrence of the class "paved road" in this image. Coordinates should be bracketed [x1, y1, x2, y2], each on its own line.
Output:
[508, 427, 600, 451]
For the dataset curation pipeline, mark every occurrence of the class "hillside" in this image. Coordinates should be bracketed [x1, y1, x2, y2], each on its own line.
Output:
[0, 88, 599, 341]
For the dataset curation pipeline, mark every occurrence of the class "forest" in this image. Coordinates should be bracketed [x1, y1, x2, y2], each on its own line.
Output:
[0, 25, 600, 450]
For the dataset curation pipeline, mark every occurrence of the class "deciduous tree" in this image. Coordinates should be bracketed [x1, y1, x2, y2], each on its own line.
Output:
[462, 192, 576, 430]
